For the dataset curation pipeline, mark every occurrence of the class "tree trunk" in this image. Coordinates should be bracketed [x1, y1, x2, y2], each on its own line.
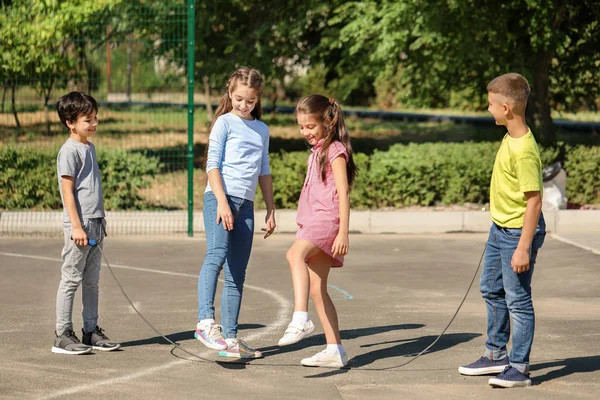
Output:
[44, 88, 52, 135]
[11, 83, 21, 130]
[204, 76, 213, 121]
[126, 38, 133, 103]
[529, 52, 556, 147]
[1, 84, 7, 113]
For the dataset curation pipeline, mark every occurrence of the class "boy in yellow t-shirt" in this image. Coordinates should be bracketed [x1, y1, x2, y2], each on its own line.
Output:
[458, 73, 546, 388]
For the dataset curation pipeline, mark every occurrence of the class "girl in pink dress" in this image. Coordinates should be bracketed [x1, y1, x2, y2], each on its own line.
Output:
[278, 94, 357, 368]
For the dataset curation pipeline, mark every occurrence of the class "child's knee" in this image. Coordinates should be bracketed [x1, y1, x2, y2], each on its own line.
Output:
[286, 247, 303, 265]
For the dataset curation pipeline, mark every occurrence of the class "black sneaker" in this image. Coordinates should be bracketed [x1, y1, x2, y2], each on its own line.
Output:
[82, 326, 121, 352]
[458, 356, 509, 376]
[52, 330, 92, 355]
[489, 366, 532, 388]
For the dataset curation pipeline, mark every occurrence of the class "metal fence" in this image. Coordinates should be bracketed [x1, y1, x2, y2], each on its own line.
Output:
[1, 0, 196, 236]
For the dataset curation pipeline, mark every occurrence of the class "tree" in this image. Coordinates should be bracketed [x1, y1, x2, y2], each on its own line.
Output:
[151, 0, 331, 120]
[323, 0, 600, 146]
[0, 0, 125, 133]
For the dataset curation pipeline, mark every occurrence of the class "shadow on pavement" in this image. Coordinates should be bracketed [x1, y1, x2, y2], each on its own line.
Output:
[260, 324, 425, 359]
[531, 355, 600, 385]
[120, 323, 265, 347]
[305, 332, 481, 379]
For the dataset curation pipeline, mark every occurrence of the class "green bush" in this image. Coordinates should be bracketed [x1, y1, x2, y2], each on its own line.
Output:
[97, 149, 159, 210]
[255, 151, 308, 209]
[0, 147, 61, 209]
[564, 145, 600, 205]
[0, 146, 159, 210]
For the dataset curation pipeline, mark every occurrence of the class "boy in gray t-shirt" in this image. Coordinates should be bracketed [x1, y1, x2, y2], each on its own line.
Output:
[53, 92, 120, 355]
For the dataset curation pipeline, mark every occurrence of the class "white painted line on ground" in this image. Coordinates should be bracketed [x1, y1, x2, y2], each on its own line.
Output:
[550, 234, 600, 256]
[1, 251, 292, 399]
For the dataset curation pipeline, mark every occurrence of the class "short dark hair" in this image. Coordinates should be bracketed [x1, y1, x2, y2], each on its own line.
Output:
[56, 92, 98, 128]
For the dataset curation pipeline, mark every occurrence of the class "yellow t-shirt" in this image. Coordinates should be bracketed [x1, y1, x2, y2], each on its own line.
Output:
[490, 130, 543, 228]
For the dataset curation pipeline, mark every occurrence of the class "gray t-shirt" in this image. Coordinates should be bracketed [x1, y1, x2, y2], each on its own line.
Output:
[57, 138, 105, 223]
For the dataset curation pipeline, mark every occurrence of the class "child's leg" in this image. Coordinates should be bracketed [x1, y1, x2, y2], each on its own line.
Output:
[286, 240, 322, 313]
[300, 251, 347, 367]
[499, 229, 545, 373]
[81, 240, 101, 334]
[56, 224, 91, 336]
[197, 192, 230, 322]
[220, 197, 254, 339]
[480, 225, 510, 361]
[306, 251, 341, 344]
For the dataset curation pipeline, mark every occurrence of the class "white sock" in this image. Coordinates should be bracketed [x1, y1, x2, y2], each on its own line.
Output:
[291, 311, 309, 326]
[225, 338, 236, 346]
[327, 344, 345, 356]
[197, 319, 215, 330]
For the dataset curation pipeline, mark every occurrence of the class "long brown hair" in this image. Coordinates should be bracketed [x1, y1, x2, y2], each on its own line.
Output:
[205, 67, 265, 167]
[211, 66, 264, 128]
[296, 94, 357, 186]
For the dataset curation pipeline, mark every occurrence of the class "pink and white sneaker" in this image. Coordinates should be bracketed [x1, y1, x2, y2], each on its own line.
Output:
[218, 338, 262, 359]
[194, 323, 227, 350]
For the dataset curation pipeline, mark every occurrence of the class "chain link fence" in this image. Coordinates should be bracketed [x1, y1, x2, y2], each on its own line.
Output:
[1, 0, 200, 236]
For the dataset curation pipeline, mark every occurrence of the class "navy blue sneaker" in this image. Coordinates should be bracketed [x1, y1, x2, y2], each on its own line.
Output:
[458, 356, 509, 376]
[488, 366, 531, 388]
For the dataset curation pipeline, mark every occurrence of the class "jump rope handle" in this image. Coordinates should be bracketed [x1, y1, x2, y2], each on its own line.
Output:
[70, 237, 97, 247]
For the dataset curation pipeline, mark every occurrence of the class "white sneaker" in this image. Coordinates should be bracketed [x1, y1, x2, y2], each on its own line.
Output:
[278, 320, 316, 346]
[301, 348, 348, 368]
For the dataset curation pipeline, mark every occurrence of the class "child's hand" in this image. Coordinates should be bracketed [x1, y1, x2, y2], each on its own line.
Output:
[72, 227, 88, 246]
[511, 247, 530, 273]
[262, 210, 276, 239]
[216, 202, 234, 231]
[331, 233, 349, 257]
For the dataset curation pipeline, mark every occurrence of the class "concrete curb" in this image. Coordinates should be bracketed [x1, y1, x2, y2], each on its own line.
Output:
[1, 209, 599, 236]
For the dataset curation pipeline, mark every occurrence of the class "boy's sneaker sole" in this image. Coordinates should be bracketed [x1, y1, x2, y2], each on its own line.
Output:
[194, 331, 228, 350]
[89, 343, 121, 352]
[458, 365, 507, 376]
[51, 346, 92, 355]
[489, 376, 532, 388]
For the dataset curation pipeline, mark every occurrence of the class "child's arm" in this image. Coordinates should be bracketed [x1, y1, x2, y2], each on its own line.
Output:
[206, 169, 234, 231]
[331, 156, 350, 257]
[258, 175, 276, 238]
[511, 190, 542, 273]
[62, 176, 87, 246]
[205, 117, 234, 230]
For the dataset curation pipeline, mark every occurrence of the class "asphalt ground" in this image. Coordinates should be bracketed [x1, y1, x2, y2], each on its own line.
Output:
[1, 233, 599, 399]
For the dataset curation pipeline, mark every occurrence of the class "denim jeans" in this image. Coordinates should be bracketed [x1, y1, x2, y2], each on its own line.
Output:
[198, 191, 254, 339]
[56, 218, 106, 336]
[480, 214, 546, 373]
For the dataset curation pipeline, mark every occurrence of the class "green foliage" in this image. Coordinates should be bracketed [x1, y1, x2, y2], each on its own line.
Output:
[564, 145, 600, 205]
[257, 151, 309, 209]
[258, 143, 599, 210]
[0, 147, 61, 209]
[0, 146, 159, 210]
[97, 148, 159, 210]
[322, 0, 600, 145]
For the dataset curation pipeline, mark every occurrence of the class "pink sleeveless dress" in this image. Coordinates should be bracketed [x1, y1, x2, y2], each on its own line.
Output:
[296, 140, 348, 267]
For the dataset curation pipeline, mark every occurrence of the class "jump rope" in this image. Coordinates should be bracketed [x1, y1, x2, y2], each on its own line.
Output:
[88, 238, 485, 371]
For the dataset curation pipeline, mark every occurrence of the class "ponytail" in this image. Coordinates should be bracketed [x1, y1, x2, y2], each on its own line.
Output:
[296, 94, 357, 186]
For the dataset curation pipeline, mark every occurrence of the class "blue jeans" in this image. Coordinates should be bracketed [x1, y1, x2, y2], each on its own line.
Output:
[480, 214, 546, 373]
[198, 192, 254, 339]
